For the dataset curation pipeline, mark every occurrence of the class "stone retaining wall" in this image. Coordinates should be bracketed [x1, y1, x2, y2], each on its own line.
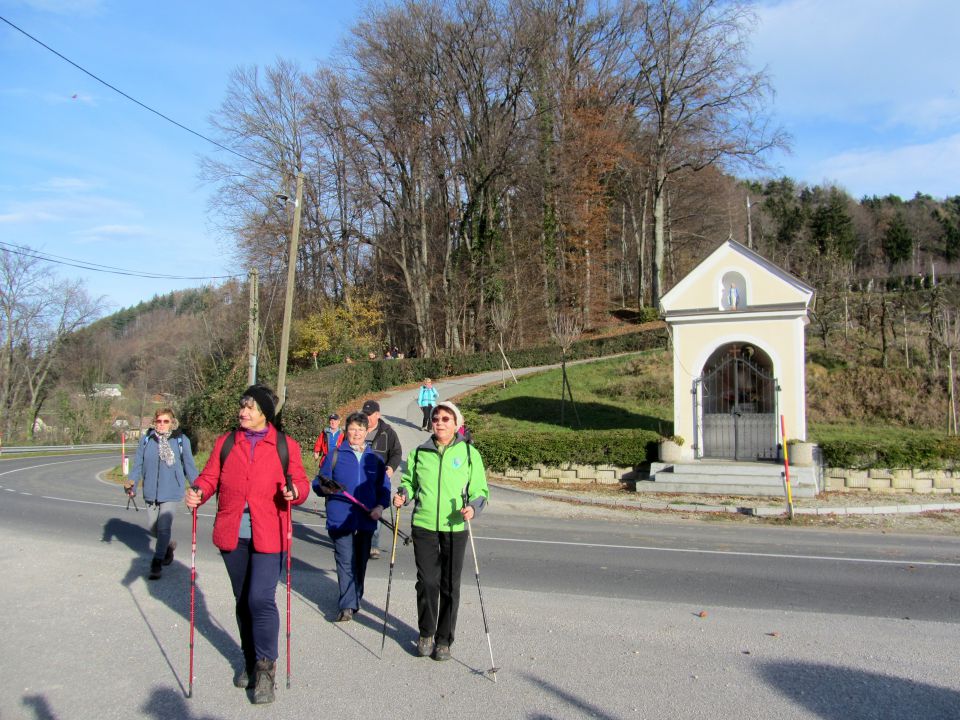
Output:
[497, 464, 960, 495]
[824, 467, 959, 493]
[497, 464, 629, 485]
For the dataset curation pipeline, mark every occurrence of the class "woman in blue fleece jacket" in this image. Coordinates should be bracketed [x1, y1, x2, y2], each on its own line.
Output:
[313, 411, 390, 622]
[127, 408, 199, 580]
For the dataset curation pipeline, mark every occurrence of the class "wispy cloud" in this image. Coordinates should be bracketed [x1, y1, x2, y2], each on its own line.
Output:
[815, 133, 960, 200]
[0, 195, 138, 225]
[753, 0, 960, 134]
[0, 87, 96, 106]
[72, 224, 149, 243]
[33, 176, 101, 193]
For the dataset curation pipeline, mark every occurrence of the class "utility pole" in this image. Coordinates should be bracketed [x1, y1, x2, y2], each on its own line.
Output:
[276, 171, 304, 414]
[247, 268, 259, 385]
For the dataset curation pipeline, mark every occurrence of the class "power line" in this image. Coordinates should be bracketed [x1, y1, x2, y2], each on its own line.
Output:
[0, 241, 244, 280]
[0, 14, 275, 174]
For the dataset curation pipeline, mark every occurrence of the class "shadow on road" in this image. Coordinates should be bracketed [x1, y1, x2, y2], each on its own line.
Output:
[476, 396, 666, 431]
[21, 694, 57, 720]
[141, 686, 227, 720]
[758, 660, 960, 719]
[521, 673, 622, 720]
[101, 518, 241, 693]
[382, 412, 422, 432]
[288, 522, 420, 655]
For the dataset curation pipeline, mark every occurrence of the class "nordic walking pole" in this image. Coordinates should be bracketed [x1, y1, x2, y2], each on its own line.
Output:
[188, 487, 198, 698]
[321, 478, 412, 544]
[285, 477, 294, 690]
[463, 493, 498, 682]
[379, 505, 402, 658]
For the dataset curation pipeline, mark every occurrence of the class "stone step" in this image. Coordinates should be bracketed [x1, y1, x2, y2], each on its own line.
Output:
[652, 461, 790, 478]
[635, 479, 818, 498]
[646, 461, 820, 497]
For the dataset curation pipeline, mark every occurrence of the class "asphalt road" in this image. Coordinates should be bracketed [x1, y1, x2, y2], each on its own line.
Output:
[3, 450, 960, 720]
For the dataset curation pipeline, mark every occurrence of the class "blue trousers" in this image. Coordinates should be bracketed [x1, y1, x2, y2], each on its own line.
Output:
[221, 538, 284, 664]
[145, 501, 176, 561]
[329, 528, 373, 611]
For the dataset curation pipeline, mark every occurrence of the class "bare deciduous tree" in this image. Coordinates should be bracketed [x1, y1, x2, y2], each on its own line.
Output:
[626, 0, 788, 308]
[0, 246, 104, 441]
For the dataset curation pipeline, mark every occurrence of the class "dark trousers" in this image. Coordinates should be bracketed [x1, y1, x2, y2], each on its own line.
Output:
[145, 500, 176, 561]
[329, 528, 373, 611]
[221, 538, 284, 664]
[420, 405, 434, 430]
[412, 526, 468, 646]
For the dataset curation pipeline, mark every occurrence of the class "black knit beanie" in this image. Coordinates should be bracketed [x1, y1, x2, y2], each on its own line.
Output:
[242, 384, 277, 426]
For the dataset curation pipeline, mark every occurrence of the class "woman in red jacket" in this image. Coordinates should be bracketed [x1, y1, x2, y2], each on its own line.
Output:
[185, 385, 309, 704]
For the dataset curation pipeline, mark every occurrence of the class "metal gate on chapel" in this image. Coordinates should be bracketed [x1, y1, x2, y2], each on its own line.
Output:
[693, 350, 780, 460]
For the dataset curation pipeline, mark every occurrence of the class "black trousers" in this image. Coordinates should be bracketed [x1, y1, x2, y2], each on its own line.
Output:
[420, 405, 434, 430]
[412, 526, 468, 646]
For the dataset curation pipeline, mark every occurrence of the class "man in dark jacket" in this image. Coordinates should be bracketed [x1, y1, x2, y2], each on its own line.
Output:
[361, 399, 402, 558]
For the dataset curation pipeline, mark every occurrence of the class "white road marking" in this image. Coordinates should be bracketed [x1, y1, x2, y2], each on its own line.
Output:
[476, 535, 960, 568]
[0, 459, 79, 476]
[35, 494, 327, 530]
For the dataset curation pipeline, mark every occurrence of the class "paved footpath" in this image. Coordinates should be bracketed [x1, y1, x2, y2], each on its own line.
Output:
[4, 523, 960, 720]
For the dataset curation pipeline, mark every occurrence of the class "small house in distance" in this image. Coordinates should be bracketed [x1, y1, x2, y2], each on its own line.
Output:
[92, 383, 123, 399]
[655, 240, 815, 492]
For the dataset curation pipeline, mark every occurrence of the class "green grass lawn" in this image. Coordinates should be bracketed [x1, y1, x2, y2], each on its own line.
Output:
[460, 349, 674, 434]
[459, 348, 952, 447]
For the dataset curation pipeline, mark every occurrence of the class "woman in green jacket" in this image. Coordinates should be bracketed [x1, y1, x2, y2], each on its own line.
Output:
[393, 400, 489, 662]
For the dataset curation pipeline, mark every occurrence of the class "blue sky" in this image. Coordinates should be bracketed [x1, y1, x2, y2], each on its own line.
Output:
[1, 0, 958, 313]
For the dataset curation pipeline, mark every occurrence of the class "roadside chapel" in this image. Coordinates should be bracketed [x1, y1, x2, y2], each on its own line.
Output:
[659, 239, 815, 462]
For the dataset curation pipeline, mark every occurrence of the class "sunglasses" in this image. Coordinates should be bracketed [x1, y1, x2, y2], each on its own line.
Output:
[156, 419, 172, 425]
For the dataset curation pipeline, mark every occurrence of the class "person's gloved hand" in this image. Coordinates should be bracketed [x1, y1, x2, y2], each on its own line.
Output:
[313, 476, 341, 496]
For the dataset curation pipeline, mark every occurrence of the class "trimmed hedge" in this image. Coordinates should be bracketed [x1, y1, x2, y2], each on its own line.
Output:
[819, 436, 960, 469]
[282, 328, 668, 448]
[472, 429, 661, 472]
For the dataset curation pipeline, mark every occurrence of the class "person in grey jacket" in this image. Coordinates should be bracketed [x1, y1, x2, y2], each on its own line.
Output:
[361, 399, 402, 558]
[126, 408, 199, 579]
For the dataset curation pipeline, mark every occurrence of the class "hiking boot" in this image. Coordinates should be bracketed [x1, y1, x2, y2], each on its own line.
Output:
[416, 636, 434, 657]
[433, 644, 451, 661]
[148, 558, 162, 580]
[162, 540, 177, 566]
[369, 548, 381, 560]
[252, 659, 276, 704]
[335, 609, 353, 622]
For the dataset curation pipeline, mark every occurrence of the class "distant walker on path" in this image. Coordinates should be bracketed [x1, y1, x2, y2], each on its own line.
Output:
[417, 378, 439, 431]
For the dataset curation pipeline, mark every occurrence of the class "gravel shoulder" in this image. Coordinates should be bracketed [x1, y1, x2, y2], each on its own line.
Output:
[489, 477, 960, 535]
